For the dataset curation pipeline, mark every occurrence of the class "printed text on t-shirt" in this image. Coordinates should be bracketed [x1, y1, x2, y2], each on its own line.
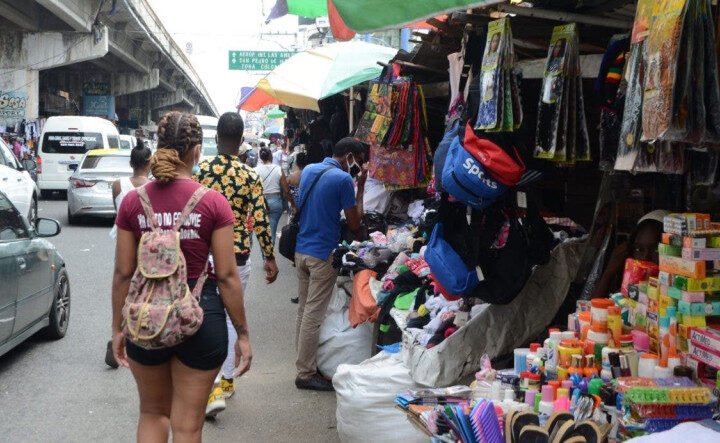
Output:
[137, 212, 202, 240]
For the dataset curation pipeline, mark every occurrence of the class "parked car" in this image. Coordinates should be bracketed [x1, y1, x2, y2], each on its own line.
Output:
[0, 190, 70, 358]
[37, 116, 121, 198]
[119, 134, 136, 150]
[67, 149, 132, 224]
[0, 137, 39, 225]
[201, 129, 218, 161]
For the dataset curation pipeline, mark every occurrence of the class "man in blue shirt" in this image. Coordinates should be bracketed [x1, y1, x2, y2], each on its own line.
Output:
[294, 137, 366, 391]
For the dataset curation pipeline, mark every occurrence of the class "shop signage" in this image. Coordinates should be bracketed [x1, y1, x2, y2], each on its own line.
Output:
[0, 91, 27, 124]
[83, 95, 115, 119]
[83, 81, 111, 96]
[228, 50, 295, 71]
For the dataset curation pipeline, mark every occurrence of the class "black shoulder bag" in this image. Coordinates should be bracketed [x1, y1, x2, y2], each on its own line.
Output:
[278, 166, 333, 261]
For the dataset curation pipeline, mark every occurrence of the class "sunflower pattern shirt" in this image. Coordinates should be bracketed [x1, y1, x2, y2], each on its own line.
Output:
[195, 154, 275, 260]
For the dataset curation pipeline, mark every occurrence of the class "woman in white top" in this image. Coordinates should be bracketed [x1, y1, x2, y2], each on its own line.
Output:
[255, 147, 292, 246]
[105, 139, 152, 369]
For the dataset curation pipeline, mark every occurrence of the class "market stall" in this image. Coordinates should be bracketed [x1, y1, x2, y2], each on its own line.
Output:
[311, 1, 720, 442]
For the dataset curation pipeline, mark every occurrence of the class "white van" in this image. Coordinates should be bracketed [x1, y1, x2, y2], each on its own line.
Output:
[196, 115, 218, 133]
[37, 116, 120, 196]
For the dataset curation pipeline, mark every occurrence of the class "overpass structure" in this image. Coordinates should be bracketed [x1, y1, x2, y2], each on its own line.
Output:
[0, 0, 217, 134]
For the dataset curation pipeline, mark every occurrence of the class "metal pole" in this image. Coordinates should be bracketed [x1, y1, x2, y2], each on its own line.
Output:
[349, 86, 354, 133]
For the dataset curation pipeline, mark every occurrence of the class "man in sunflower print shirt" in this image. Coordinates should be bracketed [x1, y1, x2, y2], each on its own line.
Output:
[195, 112, 279, 417]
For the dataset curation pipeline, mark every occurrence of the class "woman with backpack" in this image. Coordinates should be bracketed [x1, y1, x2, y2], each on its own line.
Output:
[111, 111, 252, 442]
[105, 139, 152, 369]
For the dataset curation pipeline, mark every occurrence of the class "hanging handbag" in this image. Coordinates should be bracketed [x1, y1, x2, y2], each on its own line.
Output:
[278, 166, 333, 261]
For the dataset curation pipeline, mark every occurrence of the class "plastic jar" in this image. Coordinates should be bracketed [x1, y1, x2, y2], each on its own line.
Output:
[587, 326, 610, 346]
[557, 340, 583, 368]
[631, 330, 650, 352]
[578, 311, 591, 340]
[638, 353, 659, 378]
[591, 298, 614, 331]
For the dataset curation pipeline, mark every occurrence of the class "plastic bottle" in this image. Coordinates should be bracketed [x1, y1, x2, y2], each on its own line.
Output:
[526, 343, 541, 371]
[539, 385, 555, 423]
[619, 334, 638, 377]
[544, 329, 562, 379]
[601, 347, 619, 380]
[607, 306, 622, 347]
[659, 316, 670, 367]
[554, 388, 570, 412]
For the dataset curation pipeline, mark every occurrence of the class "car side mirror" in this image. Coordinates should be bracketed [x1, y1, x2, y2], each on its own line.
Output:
[36, 218, 61, 237]
[21, 159, 36, 171]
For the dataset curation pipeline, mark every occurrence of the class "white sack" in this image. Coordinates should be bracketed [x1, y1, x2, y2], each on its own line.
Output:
[334, 352, 427, 443]
[317, 287, 373, 378]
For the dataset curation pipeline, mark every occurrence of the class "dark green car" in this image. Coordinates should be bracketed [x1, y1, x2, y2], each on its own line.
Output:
[0, 191, 70, 357]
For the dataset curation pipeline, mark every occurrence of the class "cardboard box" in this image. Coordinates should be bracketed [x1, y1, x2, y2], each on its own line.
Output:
[681, 315, 707, 328]
[689, 327, 720, 355]
[682, 248, 720, 261]
[667, 286, 706, 303]
[659, 244, 682, 257]
[658, 271, 673, 287]
[672, 275, 720, 292]
[688, 341, 720, 369]
[660, 256, 707, 279]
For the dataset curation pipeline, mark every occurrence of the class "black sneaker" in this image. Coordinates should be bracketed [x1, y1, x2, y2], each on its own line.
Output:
[295, 374, 334, 391]
[290, 297, 299, 304]
[105, 340, 119, 369]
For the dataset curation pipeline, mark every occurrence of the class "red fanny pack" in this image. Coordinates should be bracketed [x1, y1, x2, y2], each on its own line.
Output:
[462, 122, 525, 187]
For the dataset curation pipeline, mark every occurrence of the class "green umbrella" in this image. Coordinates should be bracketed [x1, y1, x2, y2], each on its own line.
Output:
[266, 109, 287, 119]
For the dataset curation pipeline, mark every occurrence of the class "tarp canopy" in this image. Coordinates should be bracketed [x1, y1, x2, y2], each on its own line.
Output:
[332, 0, 503, 32]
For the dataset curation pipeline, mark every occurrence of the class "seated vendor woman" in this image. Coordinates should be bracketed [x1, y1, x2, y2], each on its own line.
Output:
[591, 209, 669, 299]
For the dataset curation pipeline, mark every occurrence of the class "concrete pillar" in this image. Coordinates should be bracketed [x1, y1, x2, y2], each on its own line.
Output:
[112, 69, 160, 96]
[0, 28, 108, 121]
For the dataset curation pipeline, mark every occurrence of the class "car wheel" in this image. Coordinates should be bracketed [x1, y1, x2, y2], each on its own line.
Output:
[42, 268, 70, 340]
[27, 195, 37, 225]
[67, 207, 80, 225]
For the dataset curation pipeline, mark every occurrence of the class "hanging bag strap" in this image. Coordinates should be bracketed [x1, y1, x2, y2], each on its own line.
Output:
[294, 166, 333, 222]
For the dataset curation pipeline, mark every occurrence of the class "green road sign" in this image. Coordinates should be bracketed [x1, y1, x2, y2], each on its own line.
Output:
[229, 50, 295, 71]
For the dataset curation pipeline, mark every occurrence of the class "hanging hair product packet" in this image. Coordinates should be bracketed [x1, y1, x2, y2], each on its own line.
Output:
[641, 0, 689, 141]
[534, 23, 589, 164]
[475, 18, 521, 133]
[475, 18, 507, 131]
[534, 24, 572, 160]
[616, 0, 655, 171]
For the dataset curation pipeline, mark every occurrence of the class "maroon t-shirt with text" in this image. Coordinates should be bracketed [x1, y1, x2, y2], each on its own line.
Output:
[115, 179, 235, 280]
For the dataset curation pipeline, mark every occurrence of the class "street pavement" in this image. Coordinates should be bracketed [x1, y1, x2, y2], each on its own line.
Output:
[0, 198, 339, 442]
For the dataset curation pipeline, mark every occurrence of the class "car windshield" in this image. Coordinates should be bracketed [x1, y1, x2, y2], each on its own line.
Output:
[202, 137, 217, 157]
[119, 139, 132, 150]
[42, 132, 104, 154]
[81, 155, 130, 171]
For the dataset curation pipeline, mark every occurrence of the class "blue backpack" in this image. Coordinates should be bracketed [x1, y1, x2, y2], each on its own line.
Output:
[433, 120, 460, 192]
[441, 135, 507, 210]
[425, 223, 480, 296]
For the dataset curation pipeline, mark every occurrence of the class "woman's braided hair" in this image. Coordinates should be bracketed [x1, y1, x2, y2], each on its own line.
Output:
[151, 111, 203, 184]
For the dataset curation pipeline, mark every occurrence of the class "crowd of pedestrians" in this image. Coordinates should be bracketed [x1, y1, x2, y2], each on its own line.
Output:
[109, 111, 367, 441]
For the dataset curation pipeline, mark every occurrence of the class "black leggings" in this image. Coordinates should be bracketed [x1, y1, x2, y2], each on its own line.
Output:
[126, 280, 228, 370]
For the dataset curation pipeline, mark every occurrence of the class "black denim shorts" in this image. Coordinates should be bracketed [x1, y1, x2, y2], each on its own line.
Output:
[126, 279, 228, 371]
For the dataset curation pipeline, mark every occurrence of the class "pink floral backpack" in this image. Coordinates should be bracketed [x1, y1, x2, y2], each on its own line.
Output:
[122, 185, 210, 349]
